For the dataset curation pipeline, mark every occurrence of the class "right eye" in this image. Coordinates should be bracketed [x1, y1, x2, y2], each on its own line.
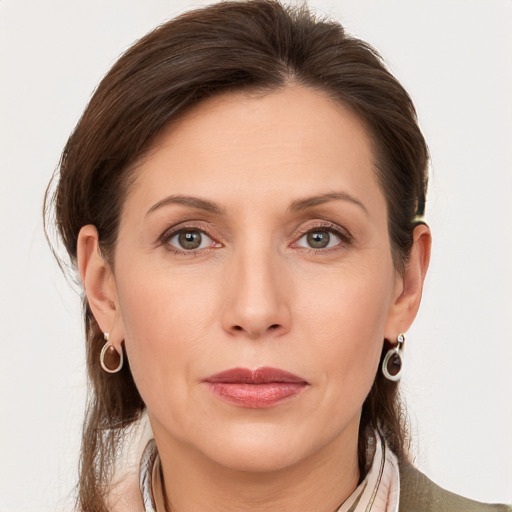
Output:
[166, 229, 216, 252]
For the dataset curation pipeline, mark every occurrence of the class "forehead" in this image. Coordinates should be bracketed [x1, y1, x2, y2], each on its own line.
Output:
[126, 85, 384, 214]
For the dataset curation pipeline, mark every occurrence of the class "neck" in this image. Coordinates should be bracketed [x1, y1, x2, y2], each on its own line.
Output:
[152, 421, 360, 512]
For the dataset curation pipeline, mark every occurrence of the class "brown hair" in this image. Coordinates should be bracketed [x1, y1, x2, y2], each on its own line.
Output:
[45, 1, 428, 509]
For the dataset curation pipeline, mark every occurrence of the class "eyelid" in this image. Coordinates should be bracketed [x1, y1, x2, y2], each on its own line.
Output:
[290, 221, 354, 249]
[158, 222, 222, 253]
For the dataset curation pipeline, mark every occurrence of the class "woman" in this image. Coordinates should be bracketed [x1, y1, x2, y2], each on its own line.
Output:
[44, 1, 511, 511]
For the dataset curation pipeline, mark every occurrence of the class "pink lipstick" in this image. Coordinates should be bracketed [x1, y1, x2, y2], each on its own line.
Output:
[203, 367, 308, 409]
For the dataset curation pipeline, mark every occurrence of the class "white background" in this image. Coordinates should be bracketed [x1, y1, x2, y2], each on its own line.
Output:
[0, 0, 511, 510]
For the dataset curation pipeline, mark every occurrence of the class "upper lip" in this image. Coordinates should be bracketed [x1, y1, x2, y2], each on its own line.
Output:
[204, 367, 308, 384]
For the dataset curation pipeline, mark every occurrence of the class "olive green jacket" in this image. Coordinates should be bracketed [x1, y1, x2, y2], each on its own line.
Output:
[399, 463, 512, 512]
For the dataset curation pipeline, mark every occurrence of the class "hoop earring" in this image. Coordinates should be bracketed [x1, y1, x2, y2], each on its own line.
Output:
[100, 332, 123, 374]
[382, 333, 405, 382]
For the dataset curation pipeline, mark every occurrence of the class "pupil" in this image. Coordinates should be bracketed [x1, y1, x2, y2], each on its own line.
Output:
[179, 231, 201, 249]
[307, 231, 330, 248]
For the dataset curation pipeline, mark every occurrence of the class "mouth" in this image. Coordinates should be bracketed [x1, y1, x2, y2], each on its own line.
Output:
[203, 367, 309, 409]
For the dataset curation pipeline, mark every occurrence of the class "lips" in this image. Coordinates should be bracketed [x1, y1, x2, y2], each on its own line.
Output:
[203, 367, 308, 409]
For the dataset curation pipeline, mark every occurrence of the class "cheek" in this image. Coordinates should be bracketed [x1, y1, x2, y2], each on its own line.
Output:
[114, 271, 208, 407]
[295, 262, 394, 395]
[113, 256, 237, 417]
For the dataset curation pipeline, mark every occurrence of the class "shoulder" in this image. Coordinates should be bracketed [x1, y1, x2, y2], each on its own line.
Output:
[399, 462, 512, 512]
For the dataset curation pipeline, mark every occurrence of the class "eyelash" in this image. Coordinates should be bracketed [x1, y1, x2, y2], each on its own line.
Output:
[159, 223, 219, 255]
[292, 222, 353, 253]
[158, 221, 353, 255]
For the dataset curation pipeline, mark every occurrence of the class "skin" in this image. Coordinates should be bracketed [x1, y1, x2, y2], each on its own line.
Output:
[78, 85, 431, 511]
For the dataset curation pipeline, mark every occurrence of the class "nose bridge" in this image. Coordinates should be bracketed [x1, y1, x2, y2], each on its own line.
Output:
[222, 235, 290, 338]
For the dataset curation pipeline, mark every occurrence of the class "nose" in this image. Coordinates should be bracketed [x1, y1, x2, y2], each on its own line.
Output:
[221, 246, 291, 340]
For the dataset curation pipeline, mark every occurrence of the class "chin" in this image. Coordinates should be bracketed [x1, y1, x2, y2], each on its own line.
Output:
[212, 440, 306, 473]
[193, 423, 320, 473]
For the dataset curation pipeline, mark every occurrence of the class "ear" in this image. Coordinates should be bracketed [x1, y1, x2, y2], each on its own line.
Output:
[77, 225, 124, 346]
[384, 223, 432, 339]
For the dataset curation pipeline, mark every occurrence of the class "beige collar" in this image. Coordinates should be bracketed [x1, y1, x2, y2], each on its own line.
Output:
[336, 432, 400, 512]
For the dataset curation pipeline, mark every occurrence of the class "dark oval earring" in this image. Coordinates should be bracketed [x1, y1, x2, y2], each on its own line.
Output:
[100, 332, 124, 373]
[382, 333, 405, 381]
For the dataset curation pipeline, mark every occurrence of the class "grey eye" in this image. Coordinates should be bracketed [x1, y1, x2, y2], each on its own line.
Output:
[306, 231, 331, 248]
[179, 231, 202, 249]
[168, 229, 213, 250]
[296, 229, 341, 249]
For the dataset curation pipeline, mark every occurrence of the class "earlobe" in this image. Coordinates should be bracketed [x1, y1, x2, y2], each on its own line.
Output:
[77, 225, 123, 339]
[385, 224, 432, 337]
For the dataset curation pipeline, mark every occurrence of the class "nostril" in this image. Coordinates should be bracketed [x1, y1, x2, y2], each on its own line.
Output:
[233, 324, 281, 331]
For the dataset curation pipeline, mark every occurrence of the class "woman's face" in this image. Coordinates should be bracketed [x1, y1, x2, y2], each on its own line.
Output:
[112, 86, 404, 472]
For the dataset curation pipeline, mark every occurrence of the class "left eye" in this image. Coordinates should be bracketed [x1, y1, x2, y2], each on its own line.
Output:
[167, 229, 214, 251]
[296, 229, 341, 249]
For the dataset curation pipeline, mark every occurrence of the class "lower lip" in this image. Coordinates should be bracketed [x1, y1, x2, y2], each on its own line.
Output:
[205, 382, 307, 409]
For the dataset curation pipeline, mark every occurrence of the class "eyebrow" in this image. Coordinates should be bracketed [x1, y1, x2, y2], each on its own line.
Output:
[288, 192, 368, 215]
[146, 195, 225, 217]
[146, 191, 367, 218]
